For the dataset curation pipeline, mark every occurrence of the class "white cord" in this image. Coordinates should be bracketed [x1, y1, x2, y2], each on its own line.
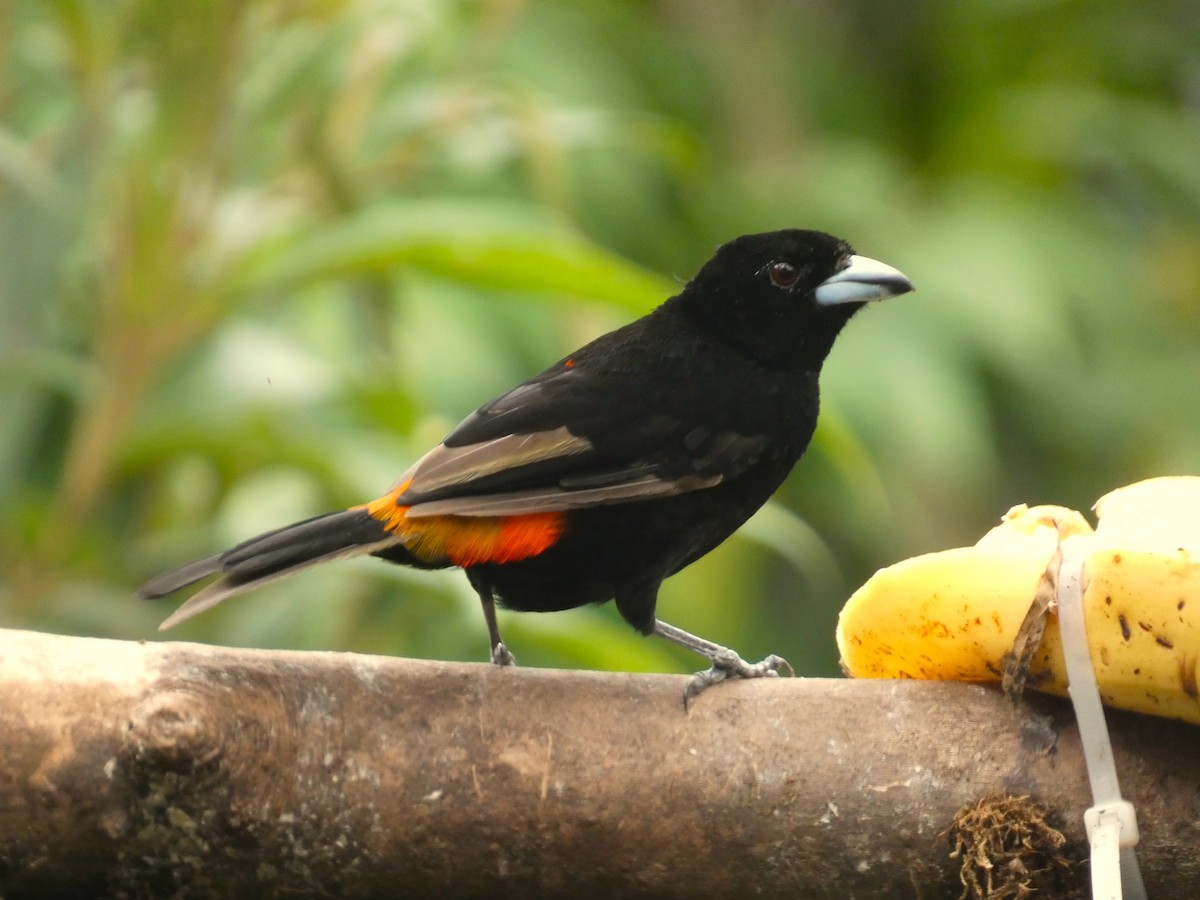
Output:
[1055, 539, 1147, 900]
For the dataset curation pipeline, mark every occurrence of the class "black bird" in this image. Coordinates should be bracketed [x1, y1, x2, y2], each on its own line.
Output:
[140, 229, 912, 702]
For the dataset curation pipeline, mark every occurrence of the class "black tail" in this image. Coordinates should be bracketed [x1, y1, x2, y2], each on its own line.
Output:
[141, 508, 399, 630]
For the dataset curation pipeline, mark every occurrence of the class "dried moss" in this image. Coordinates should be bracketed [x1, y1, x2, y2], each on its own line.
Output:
[943, 794, 1081, 900]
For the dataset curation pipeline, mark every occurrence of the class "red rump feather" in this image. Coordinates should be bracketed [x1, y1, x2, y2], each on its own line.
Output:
[363, 481, 564, 567]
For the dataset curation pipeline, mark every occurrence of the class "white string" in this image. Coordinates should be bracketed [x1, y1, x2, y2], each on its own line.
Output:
[1055, 539, 1146, 900]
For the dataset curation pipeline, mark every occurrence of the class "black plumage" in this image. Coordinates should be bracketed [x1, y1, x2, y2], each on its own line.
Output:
[141, 229, 912, 702]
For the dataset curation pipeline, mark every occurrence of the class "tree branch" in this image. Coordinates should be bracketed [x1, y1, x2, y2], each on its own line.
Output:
[0, 628, 1195, 898]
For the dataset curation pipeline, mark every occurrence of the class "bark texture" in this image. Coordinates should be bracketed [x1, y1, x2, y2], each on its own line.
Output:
[0, 628, 1196, 898]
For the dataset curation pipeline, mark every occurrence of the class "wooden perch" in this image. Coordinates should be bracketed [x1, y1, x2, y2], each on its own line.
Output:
[0, 628, 1196, 898]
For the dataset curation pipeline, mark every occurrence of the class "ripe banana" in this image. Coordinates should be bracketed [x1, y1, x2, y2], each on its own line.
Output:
[836, 477, 1200, 724]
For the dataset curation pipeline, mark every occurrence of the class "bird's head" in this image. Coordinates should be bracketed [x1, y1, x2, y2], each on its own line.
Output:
[679, 229, 913, 368]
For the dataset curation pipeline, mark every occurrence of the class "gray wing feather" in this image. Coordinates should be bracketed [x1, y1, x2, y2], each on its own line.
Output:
[404, 473, 722, 518]
[404, 426, 591, 498]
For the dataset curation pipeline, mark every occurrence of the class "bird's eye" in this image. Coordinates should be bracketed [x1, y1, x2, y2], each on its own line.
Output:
[768, 261, 799, 288]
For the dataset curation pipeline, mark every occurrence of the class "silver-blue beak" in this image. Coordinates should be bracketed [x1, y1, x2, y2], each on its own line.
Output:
[814, 255, 913, 306]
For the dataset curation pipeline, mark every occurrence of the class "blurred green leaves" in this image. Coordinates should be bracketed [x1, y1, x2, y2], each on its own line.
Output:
[247, 200, 675, 312]
[2, 0, 1198, 680]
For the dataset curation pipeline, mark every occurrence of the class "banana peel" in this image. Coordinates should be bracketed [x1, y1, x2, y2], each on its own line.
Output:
[836, 476, 1200, 724]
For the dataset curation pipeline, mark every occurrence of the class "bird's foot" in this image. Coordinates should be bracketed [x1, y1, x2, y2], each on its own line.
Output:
[651, 619, 791, 708]
[683, 648, 793, 708]
[490, 641, 517, 667]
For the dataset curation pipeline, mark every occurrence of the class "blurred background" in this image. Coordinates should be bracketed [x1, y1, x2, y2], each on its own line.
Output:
[2, 0, 1198, 677]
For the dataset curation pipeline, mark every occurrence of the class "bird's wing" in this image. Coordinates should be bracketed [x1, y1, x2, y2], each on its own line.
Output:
[391, 365, 770, 518]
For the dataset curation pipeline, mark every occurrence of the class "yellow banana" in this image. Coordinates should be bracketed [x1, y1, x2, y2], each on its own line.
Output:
[836, 476, 1200, 724]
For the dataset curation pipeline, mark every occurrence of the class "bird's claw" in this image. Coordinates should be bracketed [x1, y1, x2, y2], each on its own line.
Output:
[490, 641, 517, 667]
[682, 650, 792, 708]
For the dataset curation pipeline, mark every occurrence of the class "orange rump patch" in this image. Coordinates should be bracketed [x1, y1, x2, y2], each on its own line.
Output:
[363, 482, 563, 567]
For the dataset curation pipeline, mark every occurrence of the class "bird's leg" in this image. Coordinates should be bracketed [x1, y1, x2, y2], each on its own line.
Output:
[653, 619, 792, 707]
[476, 585, 516, 666]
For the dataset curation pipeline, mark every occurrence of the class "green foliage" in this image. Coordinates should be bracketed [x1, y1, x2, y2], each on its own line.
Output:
[2, 0, 1198, 677]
